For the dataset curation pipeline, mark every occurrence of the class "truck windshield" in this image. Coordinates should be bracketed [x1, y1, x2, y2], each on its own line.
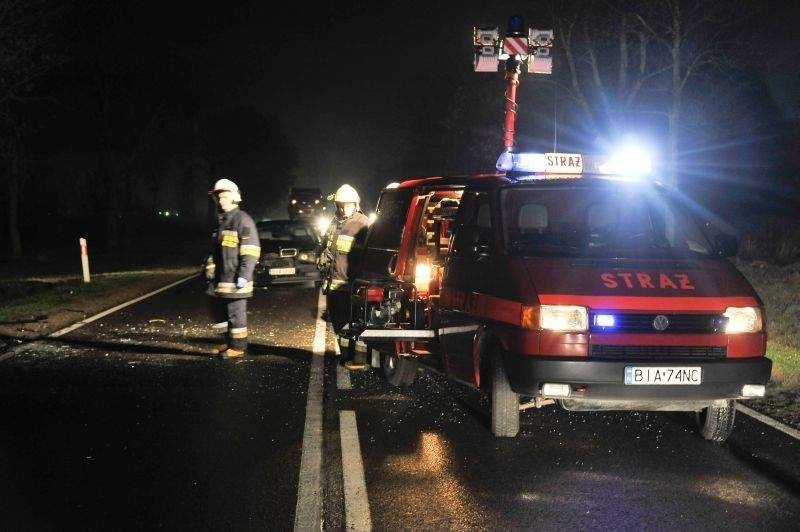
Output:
[501, 183, 713, 258]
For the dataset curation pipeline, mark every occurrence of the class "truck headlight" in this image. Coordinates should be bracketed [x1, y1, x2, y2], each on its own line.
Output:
[723, 307, 763, 333]
[521, 305, 588, 332]
[541, 305, 588, 332]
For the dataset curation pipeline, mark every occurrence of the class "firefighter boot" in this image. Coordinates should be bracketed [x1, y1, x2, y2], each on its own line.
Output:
[210, 344, 228, 356]
[344, 360, 368, 371]
[344, 340, 368, 371]
[221, 347, 246, 359]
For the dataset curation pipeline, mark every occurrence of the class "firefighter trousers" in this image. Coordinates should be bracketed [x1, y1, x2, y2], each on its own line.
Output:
[209, 297, 249, 350]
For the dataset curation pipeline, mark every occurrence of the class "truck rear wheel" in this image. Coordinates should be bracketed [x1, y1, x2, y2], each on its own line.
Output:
[696, 400, 736, 442]
[381, 351, 418, 387]
[490, 350, 519, 437]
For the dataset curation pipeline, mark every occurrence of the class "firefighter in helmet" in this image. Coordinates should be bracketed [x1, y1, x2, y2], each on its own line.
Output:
[317, 184, 370, 369]
[203, 178, 260, 358]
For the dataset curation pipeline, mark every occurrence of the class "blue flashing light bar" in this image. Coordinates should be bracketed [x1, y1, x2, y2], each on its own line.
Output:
[496, 151, 547, 172]
[598, 147, 652, 177]
[594, 314, 616, 328]
[498, 148, 653, 180]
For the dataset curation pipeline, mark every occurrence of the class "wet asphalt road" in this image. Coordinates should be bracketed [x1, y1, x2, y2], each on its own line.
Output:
[1, 278, 799, 530]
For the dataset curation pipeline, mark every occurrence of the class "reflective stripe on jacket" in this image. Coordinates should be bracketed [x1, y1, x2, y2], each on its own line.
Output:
[322, 211, 369, 284]
[205, 207, 260, 299]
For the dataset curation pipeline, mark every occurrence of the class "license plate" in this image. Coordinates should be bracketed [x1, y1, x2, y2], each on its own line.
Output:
[269, 267, 296, 275]
[624, 366, 701, 385]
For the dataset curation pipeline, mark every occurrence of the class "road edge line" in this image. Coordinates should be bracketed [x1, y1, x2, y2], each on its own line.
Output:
[49, 274, 197, 338]
[294, 288, 327, 531]
[339, 410, 372, 531]
[1, 273, 196, 362]
[737, 403, 800, 441]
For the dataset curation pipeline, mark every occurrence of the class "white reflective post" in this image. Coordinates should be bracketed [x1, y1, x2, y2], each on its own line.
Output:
[79, 237, 91, 283]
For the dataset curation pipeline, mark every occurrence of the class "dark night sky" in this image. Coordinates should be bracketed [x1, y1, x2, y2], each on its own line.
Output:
[219, 1, 799, 195]
[228, 2, 546, 192]
[67, 1, 800, 207]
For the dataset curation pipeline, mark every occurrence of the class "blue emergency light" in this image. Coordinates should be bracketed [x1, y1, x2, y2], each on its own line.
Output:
[508, 14, 524, 35]
[598, 146, 652, 177]
[594, 314, 616, 328]
[497, 146, 653, 179]
[496, 151, 546, 173]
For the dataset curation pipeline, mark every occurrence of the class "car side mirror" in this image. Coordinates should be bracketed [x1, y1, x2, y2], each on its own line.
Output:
[713, 234, 738, 258]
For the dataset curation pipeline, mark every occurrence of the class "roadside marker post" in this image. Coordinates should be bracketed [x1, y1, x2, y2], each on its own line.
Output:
[79, 237, 91, 283]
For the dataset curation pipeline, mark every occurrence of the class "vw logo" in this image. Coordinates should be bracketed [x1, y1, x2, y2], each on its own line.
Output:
[652, 315, 670, 331]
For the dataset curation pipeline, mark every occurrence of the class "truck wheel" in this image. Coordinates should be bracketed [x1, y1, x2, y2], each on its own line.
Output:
[381, 351, 418, 387]
[695, 400, 736, 442]
[490, 350, 519, 437]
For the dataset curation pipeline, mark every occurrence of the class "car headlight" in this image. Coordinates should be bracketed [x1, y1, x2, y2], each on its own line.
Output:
[521, 305, 588, 332]
[724, 307, 763, 333]
[298, 252, 316, 263]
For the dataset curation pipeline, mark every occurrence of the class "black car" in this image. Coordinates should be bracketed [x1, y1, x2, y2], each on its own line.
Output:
[255, 219, 322, 287]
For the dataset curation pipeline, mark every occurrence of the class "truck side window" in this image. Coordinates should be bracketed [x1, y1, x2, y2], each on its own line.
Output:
[452, 192, 492, 255]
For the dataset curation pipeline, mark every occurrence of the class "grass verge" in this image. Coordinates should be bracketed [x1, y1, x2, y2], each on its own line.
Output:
[0, 267, 197, 339]
[734, 259, 800, 429]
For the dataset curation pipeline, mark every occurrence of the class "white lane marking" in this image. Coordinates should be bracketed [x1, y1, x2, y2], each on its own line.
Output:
[737, 403, 800, 441]
[49, 274, 196, 338]
[294, 288, 326, 531]
[339, 410, 372, 531]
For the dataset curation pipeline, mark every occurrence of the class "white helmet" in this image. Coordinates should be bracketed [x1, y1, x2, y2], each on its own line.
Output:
[212, 178, 242, 203]
[329, 183, 360, 204]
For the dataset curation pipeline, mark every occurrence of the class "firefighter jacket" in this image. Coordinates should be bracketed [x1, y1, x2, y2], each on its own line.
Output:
[204, 207, 261, 299]
[319, 211, 369, 290]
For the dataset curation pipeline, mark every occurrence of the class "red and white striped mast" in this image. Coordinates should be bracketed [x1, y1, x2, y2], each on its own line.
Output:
[473, 15, 554, 153]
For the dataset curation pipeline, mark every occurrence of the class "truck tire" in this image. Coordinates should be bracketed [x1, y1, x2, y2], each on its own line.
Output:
[490, 350, 519, 437]
[381, 351, 418, 387]
[696, 400, 736, 442]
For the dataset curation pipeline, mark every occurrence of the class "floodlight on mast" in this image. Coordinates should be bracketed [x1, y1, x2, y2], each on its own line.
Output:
[472, 15, 554, 152]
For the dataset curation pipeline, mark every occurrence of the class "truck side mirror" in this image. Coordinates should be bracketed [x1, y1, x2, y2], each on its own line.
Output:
[713, 234, 738, 258]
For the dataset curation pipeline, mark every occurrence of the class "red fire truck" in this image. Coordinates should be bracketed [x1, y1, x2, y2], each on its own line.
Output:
[342, 150, 771, 442]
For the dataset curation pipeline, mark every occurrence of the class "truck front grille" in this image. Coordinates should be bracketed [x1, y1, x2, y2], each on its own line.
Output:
[589, 312, 726, 333]
[590, 345, 726, 359]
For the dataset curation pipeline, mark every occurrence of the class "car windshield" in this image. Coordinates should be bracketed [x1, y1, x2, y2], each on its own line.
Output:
[501, 182, 714, 258]
[257, 221, 317, 246]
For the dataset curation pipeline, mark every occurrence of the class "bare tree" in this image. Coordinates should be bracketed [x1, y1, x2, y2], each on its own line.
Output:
[0, 0, 60, 259]
[553, 0, 751, 186]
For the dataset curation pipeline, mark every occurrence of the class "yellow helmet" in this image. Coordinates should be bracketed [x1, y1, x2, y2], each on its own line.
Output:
[211, 178, 242, 203]
[328, 183, 360, 204]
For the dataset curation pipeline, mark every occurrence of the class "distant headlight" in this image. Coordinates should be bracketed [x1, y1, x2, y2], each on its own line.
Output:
[724, 307, 763, 333]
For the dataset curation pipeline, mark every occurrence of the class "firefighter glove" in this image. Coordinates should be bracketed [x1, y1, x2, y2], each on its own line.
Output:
[236, 276, 248, 288]
[317, 249, 333, 271]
